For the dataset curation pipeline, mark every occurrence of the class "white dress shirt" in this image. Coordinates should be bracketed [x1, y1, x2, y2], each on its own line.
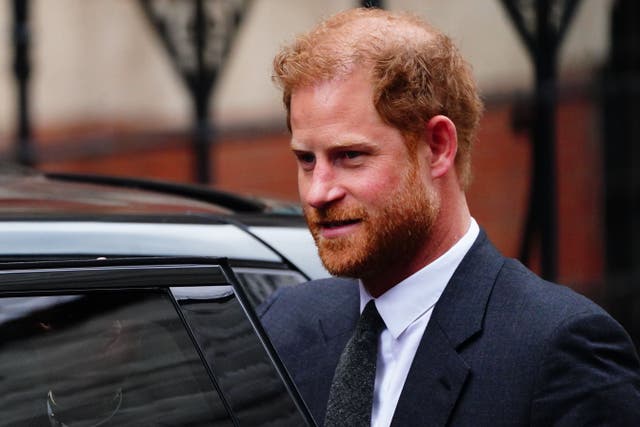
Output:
[359, 218, 480, 427]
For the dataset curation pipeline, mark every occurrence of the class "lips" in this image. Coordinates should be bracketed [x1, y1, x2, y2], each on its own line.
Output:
[319, 219, 360, 229]
[314, 218, 362, 239]
[304, 205, 368, 240]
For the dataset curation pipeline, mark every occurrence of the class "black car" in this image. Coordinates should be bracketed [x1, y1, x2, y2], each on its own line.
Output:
[0, 168, 326, 426]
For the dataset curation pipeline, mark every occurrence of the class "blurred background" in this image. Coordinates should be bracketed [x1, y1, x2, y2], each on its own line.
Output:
[1, 0, 639, 343]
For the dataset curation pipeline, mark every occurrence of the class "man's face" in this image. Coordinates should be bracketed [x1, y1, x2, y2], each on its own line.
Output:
[290, 69, 440, 285]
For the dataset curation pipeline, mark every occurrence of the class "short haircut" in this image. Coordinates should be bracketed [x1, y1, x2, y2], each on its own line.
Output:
[273, 7, 484, 188]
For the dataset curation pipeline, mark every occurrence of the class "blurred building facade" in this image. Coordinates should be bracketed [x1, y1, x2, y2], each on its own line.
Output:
[0, 1, 624, 302]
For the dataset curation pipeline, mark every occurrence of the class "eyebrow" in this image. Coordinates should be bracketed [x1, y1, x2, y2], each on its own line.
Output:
[290, 139, 377, 152]
[289, 139, 305, 151]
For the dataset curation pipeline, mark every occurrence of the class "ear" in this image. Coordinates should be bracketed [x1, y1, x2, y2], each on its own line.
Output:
[425, 115, 458, 179]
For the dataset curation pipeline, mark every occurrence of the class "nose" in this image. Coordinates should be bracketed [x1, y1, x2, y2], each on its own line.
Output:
[302, 163, 346, 209]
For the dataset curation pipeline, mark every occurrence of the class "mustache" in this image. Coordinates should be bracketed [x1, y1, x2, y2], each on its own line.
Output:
[303, 205, 369, 225]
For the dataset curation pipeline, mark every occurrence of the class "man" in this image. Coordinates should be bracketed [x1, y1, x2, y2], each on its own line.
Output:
[259, 7, 640, 426]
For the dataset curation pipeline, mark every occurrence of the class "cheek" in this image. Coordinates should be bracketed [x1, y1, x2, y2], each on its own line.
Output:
[297, 171, 310, 196]
[357, 169, 405, 202]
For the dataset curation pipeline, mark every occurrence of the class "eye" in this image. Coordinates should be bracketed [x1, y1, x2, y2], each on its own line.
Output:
[294, 151, 315, 169]
[337, 150, 366, 165]
[343, 151, 362, 160]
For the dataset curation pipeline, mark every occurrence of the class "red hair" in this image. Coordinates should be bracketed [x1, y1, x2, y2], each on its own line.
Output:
[273, 8, 483, 188]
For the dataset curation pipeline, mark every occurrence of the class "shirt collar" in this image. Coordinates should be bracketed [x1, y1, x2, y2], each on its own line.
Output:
[359, 218, 480, 339]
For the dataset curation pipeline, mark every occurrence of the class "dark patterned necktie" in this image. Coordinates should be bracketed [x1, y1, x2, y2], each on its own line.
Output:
[324, 300, 385, 427]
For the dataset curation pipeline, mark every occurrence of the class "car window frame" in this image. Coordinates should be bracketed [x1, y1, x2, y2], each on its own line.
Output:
[0, 256, 316, 426]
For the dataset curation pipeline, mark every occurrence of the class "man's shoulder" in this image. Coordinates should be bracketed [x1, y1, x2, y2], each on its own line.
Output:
[257, 277, 360, 368]
[258, 277, 358, 323]
[488, 261, 640, 424]
[480, 257, 638, 367]
[450, 231, 611, 331]
[495, 257, 608, 322]
[457, 232, 625, 342]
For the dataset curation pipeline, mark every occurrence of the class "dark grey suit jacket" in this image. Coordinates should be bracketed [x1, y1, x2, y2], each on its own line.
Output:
[259, 231, 640, 426]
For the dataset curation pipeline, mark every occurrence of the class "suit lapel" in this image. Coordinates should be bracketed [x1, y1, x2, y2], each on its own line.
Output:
[392, 231, 505, 426]
[291, 281, 360, 424]
[391, 321, 470, 427]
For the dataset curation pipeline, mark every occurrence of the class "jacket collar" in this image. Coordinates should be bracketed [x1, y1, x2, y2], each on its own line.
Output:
[392, 230, 505, 426]
[309, 231, 504, 426]
[317, 230, 501, 346]
[431, 230, 504, 348]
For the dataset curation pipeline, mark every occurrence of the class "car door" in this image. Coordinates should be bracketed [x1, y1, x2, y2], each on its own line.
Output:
[0, 257, 315, 426]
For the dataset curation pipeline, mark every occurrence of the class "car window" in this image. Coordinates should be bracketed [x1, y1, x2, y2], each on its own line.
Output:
[232, 267, 307, 308]
[0, 290, 232, 426]
[172, 285, 307, 426]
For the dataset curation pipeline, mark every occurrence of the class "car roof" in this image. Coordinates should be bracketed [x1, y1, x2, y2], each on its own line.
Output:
[0, 167, 300, 217]
[0, 167, 329, 280]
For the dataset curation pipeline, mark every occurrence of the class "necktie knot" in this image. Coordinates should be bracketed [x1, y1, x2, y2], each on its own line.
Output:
[355, 300, 385, 341]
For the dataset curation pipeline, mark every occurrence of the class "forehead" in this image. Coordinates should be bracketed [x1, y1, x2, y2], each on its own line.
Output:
[292, 68, 374, 105]
[289, 69, 380, 134]
[289, 70, 409, 155]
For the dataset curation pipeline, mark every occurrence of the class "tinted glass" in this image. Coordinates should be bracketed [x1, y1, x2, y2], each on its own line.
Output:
[232, 268, 306, 308]
[173, 286, 308, 426]
[0, 291, 232, 427]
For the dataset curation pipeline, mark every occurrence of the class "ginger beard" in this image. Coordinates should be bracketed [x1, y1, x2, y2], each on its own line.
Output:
[304, 162, 440, 281]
